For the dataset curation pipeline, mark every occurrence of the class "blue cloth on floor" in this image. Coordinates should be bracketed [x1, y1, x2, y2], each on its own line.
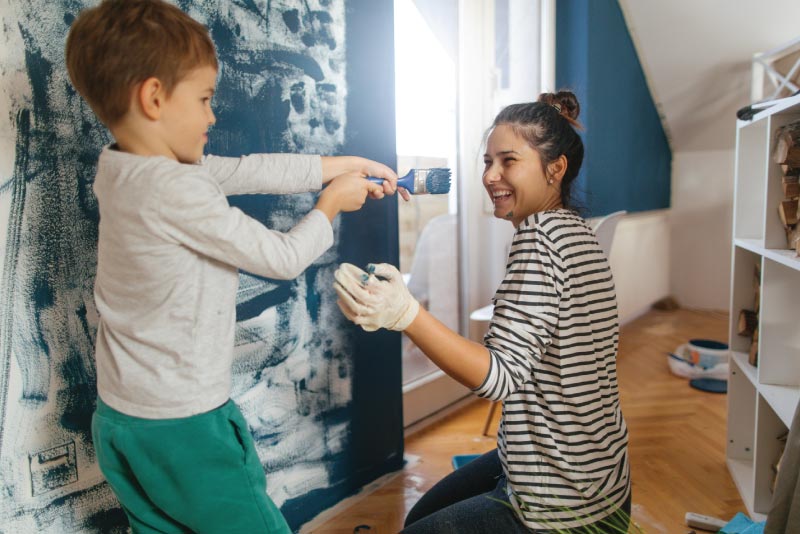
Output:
[451, 454, 481, 470]
[720, 512, 766, 534]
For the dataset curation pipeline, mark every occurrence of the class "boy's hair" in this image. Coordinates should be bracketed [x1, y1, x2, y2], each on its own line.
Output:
[65, 0, 218, 127]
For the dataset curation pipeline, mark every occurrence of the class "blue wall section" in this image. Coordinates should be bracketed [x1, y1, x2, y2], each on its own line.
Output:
[556, 0, 671, 217]
[0, 1, 402, 532]
[340, 0, 406, 494]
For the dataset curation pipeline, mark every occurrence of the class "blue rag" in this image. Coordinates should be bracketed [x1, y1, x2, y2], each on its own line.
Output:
[719, 512, 766, 534]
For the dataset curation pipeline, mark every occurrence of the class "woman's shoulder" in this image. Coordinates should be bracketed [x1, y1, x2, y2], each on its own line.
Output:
[525, 209, 589, 237]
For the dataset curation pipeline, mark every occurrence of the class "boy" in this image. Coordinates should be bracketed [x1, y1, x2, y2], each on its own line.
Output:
[65, 1, 401, 532]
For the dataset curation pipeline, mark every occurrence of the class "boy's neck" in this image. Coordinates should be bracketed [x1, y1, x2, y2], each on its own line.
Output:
[112, 120, 173, 160]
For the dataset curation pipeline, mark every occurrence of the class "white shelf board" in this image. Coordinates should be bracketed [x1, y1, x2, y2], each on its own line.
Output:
[760, 383, 800, 428]
[731, 351, 758, 387]
[763, 248, 800, 271]
[735, 238, 765, 255]
[735, 238, 800, 272]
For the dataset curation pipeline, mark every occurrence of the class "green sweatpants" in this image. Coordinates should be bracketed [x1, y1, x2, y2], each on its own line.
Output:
[92, 397, 292, 534]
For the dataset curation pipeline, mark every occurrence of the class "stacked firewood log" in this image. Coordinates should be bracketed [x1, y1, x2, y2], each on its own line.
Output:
[737, 262, 760, 366]
[774, 121, 800, 254]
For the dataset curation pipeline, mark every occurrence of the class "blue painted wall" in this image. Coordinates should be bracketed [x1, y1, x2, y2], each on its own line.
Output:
[340, 0, 406, 501]
[556, 0, 671, 217]
[0, 1, 401, 532]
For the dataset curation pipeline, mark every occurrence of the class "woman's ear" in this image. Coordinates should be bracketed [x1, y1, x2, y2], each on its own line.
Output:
[137, 77, 165, 121]
[547, 155, 568, 183]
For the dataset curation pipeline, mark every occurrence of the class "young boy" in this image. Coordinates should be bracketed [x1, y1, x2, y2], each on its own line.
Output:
[65, 1, 400, 532]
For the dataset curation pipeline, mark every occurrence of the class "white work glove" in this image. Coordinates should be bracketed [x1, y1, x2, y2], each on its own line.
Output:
[334, 262, 420, 332]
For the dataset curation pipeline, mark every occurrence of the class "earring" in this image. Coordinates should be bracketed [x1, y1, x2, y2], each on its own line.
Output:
[548, 179, 554, 184]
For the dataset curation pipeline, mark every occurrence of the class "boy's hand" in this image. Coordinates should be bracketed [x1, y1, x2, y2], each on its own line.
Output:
[320, 156, 410, 201]
[360, 160, 410, 201]
[316, 172, 383, 221]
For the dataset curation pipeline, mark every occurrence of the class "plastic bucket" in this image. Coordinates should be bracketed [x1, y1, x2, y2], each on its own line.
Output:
[686, 339, 729, 369]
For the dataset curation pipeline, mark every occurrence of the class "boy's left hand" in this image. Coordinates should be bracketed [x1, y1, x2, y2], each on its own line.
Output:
[361, 160, 411, 201]
[321, 156, 411, 201]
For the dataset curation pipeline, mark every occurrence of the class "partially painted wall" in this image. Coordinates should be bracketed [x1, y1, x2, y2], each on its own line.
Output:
[0, 1, 402, 532]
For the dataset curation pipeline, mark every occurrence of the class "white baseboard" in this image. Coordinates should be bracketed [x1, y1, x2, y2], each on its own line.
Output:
[403, 393, 481, 438]
[402, 369, 472, 428]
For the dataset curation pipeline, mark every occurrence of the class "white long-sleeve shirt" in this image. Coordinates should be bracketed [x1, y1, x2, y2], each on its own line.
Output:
[92, 147, 333, 418]
[474, 209, 630, 531]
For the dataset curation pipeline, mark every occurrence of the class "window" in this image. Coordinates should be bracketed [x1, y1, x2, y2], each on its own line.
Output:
[395, 0, 554, 427]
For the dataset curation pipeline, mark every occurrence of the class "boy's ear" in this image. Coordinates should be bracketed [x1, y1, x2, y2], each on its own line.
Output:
[137, 77, 166, 121]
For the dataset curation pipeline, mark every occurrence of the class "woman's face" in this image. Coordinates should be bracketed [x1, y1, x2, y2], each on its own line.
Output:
[482, 124, 563, 227]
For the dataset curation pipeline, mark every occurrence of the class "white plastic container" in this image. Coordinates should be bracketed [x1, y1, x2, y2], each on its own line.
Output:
[667, 339, 729, 381]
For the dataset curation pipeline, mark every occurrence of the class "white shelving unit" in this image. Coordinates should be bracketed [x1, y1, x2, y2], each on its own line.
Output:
[727, 93, 800, 521]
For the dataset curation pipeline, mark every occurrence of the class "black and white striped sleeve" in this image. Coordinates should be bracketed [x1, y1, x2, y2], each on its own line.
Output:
[473, 227, 561, 401]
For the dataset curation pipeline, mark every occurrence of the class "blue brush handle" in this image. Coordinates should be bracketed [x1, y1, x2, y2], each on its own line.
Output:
[367, 170, 414, 191]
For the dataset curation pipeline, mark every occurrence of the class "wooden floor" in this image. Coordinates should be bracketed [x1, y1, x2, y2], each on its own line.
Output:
[304, 308, 745, 533]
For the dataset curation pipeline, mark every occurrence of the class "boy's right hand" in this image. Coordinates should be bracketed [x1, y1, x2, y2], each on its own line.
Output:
[316, 172, 383, 222]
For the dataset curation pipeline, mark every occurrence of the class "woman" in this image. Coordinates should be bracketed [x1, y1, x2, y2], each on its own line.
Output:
[335, 91, 631, 533]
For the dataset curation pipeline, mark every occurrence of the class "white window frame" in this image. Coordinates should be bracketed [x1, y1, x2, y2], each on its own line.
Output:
[402, 0, 556, 430]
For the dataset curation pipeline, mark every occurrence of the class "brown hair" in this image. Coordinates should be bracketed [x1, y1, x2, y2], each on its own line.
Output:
[65, 0, 218, 127]
[491, 91, 585, 210]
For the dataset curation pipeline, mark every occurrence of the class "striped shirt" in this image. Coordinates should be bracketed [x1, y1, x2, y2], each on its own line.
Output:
[474, 209, 630, 531]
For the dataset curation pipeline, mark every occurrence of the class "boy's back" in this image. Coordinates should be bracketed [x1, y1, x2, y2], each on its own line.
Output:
[93, 149, 331, 418]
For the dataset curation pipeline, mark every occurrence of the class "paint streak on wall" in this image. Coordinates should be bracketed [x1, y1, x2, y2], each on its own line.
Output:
[0, 1, 354, 532]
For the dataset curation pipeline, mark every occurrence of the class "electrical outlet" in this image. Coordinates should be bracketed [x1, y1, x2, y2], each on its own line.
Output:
[29, 441, 78, 496]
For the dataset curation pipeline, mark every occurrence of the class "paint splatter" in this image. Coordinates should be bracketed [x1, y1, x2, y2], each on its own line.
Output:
[0, 1, 352, 532]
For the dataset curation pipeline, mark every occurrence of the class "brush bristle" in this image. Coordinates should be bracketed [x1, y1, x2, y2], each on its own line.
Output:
[423, 168, 451, 194]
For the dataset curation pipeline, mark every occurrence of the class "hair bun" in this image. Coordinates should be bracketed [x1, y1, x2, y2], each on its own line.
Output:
[538, 91, 581, 124]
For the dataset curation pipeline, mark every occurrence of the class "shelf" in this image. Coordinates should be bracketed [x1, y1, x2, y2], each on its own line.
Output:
[731, 351, 757, 387]
[764, 248, 800, 271]
[728, 89, 800, 522]
[734, 238, 765, 255]
[730, 352, 799, 429]
[760, 384, 800, 428]
[735, 239, 800, 272]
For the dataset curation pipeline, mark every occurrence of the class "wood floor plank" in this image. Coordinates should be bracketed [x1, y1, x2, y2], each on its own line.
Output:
[303, 309, 745, 533]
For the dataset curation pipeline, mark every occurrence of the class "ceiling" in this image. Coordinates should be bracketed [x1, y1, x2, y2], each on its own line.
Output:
[617, 0, 800, 153]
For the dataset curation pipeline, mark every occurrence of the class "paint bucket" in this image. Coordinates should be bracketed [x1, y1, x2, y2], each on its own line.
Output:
[666, 340, 729, 381]
[686, 339, 729, 369]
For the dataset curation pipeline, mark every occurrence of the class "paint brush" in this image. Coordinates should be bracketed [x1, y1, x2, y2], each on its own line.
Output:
[368, 168, 451, 195]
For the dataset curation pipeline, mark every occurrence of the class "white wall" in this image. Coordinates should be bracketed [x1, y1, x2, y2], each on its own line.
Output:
[607, 211, 671, 325]
[669, 149, 735, 310]
[599, 149, 735, 324]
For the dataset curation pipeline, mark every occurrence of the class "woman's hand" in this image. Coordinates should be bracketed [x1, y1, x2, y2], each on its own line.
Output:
[335, 263, 490, 389]
[334, 263, 419, 331]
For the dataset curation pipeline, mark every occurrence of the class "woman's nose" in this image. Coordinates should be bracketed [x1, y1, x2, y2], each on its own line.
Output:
[484, 166, 501, 183]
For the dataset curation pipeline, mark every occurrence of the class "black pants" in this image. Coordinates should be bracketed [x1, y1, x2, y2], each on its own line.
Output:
[402, 449, 632, 533]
